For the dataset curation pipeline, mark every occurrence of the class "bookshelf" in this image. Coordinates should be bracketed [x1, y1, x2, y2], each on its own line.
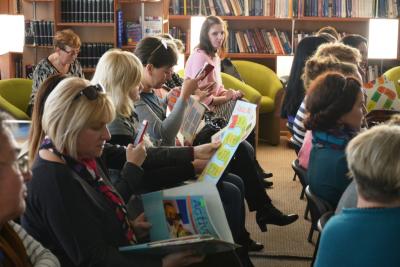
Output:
[166, 0, 400, 74]
[21, 0, 168, 78]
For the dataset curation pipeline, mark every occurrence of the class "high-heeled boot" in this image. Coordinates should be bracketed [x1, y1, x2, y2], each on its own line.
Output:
[256, 203, 299, 232]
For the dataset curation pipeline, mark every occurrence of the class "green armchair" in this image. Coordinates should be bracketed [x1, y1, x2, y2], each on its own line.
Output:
[231, 60, 284, 145]
[0, 78, 33, 120]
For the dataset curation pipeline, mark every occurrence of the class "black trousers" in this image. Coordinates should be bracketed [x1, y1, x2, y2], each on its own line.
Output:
[227, 140, 271, 211]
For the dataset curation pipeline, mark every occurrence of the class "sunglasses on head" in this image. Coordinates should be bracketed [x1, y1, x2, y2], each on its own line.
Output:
[150, 38, 169, 56]
[74, 84, 105, 101]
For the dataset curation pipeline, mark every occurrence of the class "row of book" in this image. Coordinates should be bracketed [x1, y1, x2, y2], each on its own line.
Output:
[116, 11, 163, 47]
[60, 0, 114, 23]
[169, 27, 187, 50]
[14, 57, 23, 79]
[227, 29, 292, 54]
[170, 0, 400, 18]
[77, 43, 113, 68]
[25, 20, 54, 47]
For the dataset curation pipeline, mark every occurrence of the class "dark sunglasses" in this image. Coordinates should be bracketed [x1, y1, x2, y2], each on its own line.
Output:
[74, 84, 105, 101]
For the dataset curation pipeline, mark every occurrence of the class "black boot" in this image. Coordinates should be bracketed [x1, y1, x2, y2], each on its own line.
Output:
[256, 203, 298, 232]
[262, 179, 273, 189]
[247, 238, 264, 252]
[255, 159, 273, 179]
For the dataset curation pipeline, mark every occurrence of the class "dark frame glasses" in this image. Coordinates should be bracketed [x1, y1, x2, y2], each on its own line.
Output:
[59, 46, 80, 56]
[74, 84, 105, 101]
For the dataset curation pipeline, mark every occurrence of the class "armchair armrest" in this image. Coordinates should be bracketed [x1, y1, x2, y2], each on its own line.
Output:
[221, 72, 262, 104]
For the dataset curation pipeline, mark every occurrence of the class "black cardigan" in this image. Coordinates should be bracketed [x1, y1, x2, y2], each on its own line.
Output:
[22, 149, 162, 267]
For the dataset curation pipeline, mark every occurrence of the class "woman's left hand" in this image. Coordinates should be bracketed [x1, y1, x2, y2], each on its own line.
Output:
[193, 142, 220, 160]
[130, 213, 152, 241]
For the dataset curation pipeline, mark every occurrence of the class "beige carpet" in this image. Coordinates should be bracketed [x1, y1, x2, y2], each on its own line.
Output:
[246, 138, 317, 266]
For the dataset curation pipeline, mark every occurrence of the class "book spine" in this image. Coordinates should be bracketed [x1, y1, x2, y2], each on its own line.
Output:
[117, 9, 123, 47]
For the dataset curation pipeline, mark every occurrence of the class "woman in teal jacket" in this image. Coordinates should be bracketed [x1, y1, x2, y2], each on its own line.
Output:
[304, 71, 365, 208]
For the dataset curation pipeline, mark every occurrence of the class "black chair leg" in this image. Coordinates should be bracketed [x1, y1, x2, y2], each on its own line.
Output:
[307, 226, 314, 243]
[292, 173, 297, 181]
[300, 187, 305, 199]
[311, 232, 321, 266]
[304, 204, 309, 220]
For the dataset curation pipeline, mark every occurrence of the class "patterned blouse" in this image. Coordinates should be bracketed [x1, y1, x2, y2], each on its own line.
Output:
[29, 58, 84, 108]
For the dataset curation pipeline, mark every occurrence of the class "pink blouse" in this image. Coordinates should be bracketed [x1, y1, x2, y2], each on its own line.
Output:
[184, 48, 226, 106]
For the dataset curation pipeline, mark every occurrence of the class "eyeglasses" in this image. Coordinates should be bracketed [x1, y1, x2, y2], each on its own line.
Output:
[0, 155, 29, 175]
[60, 46, 80, 56]
[74, 84, 105, 101]
[150, 38, 169, 56]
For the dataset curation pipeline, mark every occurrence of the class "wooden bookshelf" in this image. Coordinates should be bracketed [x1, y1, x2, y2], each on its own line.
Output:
[166, 2, 399, 72]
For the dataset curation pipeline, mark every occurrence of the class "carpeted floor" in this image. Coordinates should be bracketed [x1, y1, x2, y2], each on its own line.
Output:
[246, 138, 317, 267]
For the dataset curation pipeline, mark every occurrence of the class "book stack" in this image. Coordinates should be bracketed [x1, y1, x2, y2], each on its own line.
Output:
[78, 43, 113, 68]
[228, 28, 292, 55]
[25, 20, 54, 46]
[60, 0, 114, 23]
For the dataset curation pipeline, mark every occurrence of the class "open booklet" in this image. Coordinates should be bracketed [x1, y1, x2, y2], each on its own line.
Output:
[179, 97, 208, 145]
[119, 182, 237, 255]
[198, 100, 257, 184]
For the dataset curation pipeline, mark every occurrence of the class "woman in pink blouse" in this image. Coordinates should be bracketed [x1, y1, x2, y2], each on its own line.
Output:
[185, 16, 243, 107]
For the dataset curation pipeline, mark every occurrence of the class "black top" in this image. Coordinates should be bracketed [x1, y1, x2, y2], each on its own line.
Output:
[22, 147, 162, 267]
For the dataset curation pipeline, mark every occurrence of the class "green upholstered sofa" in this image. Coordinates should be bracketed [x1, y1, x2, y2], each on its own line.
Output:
[0, 78, 32, 120]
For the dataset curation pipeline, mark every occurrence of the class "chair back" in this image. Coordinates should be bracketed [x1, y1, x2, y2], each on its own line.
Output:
[305, 185, 333, 229]
[232, 60, 282, 98]
[292, 159, 307, 188]
[0, 78, 32, 119]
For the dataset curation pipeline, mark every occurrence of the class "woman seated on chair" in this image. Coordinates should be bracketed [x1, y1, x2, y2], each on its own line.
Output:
[297, 56, 362, 170]
[292, 43, 362, 150]
[21, 77, 213, 267]
[305, 71, 365, 208]
[315, 124, 400, 267]
[0, 113, 60, 267]
[134, 36, 298, 235]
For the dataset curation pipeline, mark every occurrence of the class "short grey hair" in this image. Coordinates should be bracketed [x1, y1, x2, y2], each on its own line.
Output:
[346, 124, 400, 202]
[42, 77, 115, 159]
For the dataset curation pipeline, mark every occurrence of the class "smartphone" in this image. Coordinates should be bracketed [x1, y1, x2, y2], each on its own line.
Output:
[134, 120, 148, 145]
[195, 63, 215, 81]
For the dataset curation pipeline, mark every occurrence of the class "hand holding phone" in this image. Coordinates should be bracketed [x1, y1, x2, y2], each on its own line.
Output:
[195, 63, 214, 81]
[134, 120, 149, 145]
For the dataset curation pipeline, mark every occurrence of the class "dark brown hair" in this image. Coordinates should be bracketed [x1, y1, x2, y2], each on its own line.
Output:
[304, 71, 362, 131]
[28, 74, 67, 164]
[135, 36, 178, 68]
[198, 15, 227, 58]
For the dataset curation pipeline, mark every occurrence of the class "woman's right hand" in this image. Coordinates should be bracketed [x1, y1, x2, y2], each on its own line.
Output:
[126, 142, 147, 166]
[162, 251, 205, 267]
[180, 77, 202, 100]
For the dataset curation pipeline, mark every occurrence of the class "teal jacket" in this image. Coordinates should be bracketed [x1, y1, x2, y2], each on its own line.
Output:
[315, 207, 400, 267]
[307, 130, 352, 207]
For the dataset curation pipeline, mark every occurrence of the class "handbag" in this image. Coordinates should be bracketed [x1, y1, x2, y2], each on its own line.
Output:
[192, 111, 227, 145]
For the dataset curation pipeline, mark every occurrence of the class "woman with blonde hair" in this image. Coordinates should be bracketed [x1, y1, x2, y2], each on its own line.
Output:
[22, 77, 208, 267]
